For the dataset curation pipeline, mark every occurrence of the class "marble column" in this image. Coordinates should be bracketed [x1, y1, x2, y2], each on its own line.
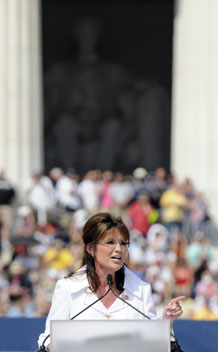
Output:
[0, 0, 43, 200]
[171, 0, 218, 222]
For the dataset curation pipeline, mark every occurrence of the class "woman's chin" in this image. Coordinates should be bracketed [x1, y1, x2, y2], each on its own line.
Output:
[109, 260, 123, 271]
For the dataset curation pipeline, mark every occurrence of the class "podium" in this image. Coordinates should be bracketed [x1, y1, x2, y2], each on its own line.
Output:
[51, 319, 170, 352]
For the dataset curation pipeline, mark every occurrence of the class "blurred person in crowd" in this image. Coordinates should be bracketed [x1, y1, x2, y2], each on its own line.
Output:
[191, 296, 218, 320]
[43, 239, 74, 275]
[9, 240, 39, 273]
[0, 169, 16, 238]
[189, 192, 210, 237]
[110, 172, 134, 219]
[77, 169, 102, 215]
[190, 258, 209, 299]
[131, 167, 148, 200]
[145, 254, 175, 316]
[181, 177, 196, 201]
[0, 235, 14, 281]
[25, 171, 55, 225]
[194, 270, 217, 300]
[187, 232, 213, 270]
[160, 182, 189, 236]
[146, 224, 175, 278]
[31, 222, 60, 270]
[144, 244, 174, 285]
[132, 225, 175, 311]
[172, 257, 193, 297]
[14, 206, 36, 237]
[38, 212, 185, 351]
[127, 191, 155, 236]
[169, 232, 188, 260]
[142, 225, 178, 316]
[52, 167, 82, 213]
[4, 258, 35, 317]
[7, 260, 33, 292]
[49, 167, 63, 186]
[6, 284, 33, 317]
[166, 172, 176, 187]
[145, 167, 168, 209]
[99, 171, 114, 211]
[0, 217, 13, 259]
[49, 167, 65, 208]
[128, 230, 147, 278]
[146, 222, 169, 253]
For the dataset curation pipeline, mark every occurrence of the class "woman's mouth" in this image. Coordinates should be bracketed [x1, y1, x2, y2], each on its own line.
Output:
[111, 256, 122, 261]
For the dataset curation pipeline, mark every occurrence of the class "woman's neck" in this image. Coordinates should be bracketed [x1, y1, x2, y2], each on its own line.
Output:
[95, 263, 116, 288]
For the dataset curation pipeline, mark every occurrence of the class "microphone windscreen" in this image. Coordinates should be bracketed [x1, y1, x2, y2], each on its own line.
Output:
[107, 274, 113, 287]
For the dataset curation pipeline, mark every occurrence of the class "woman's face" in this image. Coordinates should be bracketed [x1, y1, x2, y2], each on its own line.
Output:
[90, 228, 129, 275]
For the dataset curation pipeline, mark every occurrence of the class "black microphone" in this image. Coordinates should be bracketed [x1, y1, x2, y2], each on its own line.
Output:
[107, 274, 184, 352]
[107, 273, 113, 288]
[35, 285, 111, 352]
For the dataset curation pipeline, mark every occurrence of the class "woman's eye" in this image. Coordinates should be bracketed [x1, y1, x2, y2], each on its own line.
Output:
[106, 240, 114, 245]
[120, 241, 128, 246]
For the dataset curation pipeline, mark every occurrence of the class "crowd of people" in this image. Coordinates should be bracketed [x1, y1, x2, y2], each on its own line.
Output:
[0, 166, 218, 320]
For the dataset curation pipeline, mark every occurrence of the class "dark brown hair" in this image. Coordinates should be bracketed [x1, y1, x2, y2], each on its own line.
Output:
[82, 212, 130, 292]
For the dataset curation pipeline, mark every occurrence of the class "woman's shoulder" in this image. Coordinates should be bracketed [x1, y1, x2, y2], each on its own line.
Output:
[59, 266, 89, 293]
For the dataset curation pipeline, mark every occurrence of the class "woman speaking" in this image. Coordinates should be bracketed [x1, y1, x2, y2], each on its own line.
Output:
[38, 212, 184, 351]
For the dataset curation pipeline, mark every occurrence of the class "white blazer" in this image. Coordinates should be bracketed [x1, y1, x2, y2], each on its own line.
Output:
[38, 266, 157, 348]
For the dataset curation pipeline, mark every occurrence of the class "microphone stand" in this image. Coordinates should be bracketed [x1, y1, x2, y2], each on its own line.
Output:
[107, 274, 184, 352]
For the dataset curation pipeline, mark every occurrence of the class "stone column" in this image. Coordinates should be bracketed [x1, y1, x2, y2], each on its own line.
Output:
[0, 0, 43, 200]
[171, 0, 218, 222]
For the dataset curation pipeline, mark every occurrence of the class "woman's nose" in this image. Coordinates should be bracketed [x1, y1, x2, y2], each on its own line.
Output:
[114, 241, 122, 250]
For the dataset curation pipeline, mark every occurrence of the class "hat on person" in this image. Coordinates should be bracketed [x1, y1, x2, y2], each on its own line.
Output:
[133, 167, 147, 179]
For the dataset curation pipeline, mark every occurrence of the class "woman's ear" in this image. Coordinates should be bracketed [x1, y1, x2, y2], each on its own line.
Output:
[86, 243, 94, 257]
